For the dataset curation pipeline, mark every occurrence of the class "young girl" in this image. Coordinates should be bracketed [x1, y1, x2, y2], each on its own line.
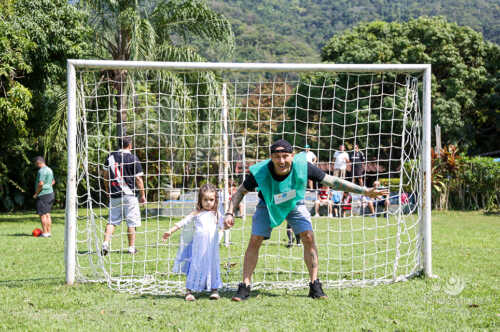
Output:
[162, 184, 223, 301]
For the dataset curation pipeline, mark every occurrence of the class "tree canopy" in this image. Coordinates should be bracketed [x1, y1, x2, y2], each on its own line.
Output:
[205, 0, 500, 63]
[321, 17, 499, 155]
[0, 0, 90, 211]
[72, 0, 234, 137]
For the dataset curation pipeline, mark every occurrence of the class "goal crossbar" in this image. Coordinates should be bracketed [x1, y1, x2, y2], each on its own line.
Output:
[67, 59, 430, 73]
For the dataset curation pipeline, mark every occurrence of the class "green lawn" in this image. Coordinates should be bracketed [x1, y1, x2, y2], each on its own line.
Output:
[0, 210, 498, 331]
[74, 209, 421, 292]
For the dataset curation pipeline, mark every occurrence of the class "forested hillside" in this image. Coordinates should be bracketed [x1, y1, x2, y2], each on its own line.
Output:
[203, 0, 499, 62]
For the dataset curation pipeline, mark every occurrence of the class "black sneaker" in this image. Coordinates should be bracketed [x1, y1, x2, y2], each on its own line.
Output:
[101, 243, 109, 256]
[286, 229, 294, 248]
[308, 279, 328, 299]
[232, 283, 251, 301]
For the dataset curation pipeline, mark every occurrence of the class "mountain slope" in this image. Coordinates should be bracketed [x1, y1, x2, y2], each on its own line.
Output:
[202, 0, 499, 62]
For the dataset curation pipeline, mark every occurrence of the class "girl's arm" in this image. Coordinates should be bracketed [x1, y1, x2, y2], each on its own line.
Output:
[162, 211, 197, 241]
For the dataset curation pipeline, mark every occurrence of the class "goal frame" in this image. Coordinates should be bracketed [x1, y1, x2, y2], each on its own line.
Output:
[64, 60, 433, 285]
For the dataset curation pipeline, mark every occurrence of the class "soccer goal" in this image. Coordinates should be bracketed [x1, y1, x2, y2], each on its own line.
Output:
[65, 60, 432, 294]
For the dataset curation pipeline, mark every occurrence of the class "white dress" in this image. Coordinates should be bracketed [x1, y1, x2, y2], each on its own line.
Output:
[172, 210, 223, 292]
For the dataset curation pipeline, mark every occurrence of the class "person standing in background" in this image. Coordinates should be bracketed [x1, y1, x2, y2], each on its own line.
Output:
[33, 156, 55, 238]
[102, 137, 146, 255]
[349, 144, 365, 186]
[333, 144, 349, 179]
[304, 144, 317, 190]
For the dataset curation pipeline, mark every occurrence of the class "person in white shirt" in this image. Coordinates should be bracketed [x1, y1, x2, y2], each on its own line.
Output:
[333, 144, 350, 179]
[305, 144, 317, 189]
[305, 144, 317, 164]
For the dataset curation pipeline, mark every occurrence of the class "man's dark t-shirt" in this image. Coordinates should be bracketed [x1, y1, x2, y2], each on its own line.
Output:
[243, 161, 325, 200]
[105, 150, 144, 198]
[349, 151, 365, 169]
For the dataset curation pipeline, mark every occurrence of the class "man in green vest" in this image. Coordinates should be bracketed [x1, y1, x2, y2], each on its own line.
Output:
[33, 156, 55, 238]
[224, 139, 388, 300]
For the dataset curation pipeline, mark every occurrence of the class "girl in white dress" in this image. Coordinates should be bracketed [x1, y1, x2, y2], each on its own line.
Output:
[162, 184, 223, 301]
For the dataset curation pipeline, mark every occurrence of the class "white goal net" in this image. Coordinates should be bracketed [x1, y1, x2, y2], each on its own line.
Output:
[65, 61, 432, 294]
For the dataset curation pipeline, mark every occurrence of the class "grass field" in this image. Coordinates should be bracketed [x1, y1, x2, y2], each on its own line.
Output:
[73, 208, 421, 292]
[0, 210, 498, 331]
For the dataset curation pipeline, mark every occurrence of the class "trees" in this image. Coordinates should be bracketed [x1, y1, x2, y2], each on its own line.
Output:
[74, 0, 234, 137]
[0, 14, 33, 210]
[321, 17, 499, 155]
[204, 0, 500, 63]
[0, 0, 90, 211]
[71, 0, 235, 196]
[0, 0, 235, 210]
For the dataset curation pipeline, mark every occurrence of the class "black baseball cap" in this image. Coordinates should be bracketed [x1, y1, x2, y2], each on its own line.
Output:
[270, 139, 293, 153]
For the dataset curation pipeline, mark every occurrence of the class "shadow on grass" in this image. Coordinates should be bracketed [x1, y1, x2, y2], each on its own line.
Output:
[0, 277, 63, 288]
[0, 209, 66, 224]
[132, 288, 281, 301]
[77, 249, 138, 255]
[4, 233, 33, 237]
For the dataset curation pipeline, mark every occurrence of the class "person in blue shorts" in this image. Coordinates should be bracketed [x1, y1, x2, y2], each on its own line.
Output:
[331, 190, 342, 217]
[224, 139, 388, 301]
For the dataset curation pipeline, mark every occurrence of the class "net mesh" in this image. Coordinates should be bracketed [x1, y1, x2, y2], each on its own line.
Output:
[72, 66, 423, 294]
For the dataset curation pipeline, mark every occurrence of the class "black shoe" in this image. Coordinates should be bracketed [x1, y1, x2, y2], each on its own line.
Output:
[101, 243, 109, 256]
[286, 229, 294, 247]
[308, 279, 328, 299]
[232, 283, 251, 301]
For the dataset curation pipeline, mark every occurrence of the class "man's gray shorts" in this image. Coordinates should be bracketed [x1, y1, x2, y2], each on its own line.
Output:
[109, 195, 141, 228]
[252, 199, 312, 239]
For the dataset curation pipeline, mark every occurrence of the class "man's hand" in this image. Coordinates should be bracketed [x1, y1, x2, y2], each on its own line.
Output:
[224, 213, 234, 229]
[139, 195, 146, 204]
[364, 187, 389, 199]
[162, 231, 172, 241]
[33, 194, 38, 199]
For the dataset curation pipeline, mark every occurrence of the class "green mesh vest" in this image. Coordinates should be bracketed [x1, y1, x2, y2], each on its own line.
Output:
[249, 153, 308, 228]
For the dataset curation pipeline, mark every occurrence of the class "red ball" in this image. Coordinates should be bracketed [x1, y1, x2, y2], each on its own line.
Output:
[32, 228, 42, 237]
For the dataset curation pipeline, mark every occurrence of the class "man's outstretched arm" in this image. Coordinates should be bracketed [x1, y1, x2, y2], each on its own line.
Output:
[321, 174, 388, 198]
[321, 174, 365, 194]
[230, 184, 248, 215]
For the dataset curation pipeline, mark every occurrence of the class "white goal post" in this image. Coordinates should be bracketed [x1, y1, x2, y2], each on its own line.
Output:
[65, 60, 432, 292]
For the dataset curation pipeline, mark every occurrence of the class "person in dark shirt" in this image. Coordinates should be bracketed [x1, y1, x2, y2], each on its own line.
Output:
[101, 137, 146, 256]
[349, 144, 365, 186]
[224, 139, 388, 301]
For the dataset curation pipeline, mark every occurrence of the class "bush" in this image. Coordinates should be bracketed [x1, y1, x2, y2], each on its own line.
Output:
[449, 157, 500, 212]
[382, 148, 500, 212]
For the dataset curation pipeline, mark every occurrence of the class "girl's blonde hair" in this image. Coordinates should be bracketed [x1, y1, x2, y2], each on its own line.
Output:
[196, 183, 219, 212]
